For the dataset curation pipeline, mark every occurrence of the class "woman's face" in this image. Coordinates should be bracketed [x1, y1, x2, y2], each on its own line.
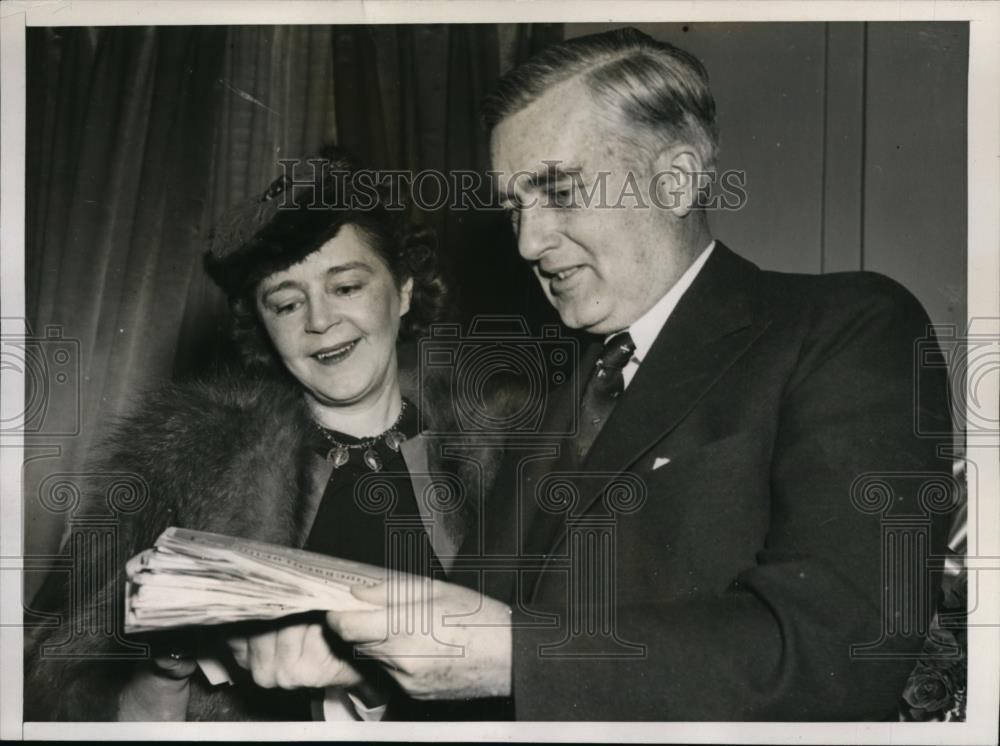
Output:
[256, 224, 413, 411]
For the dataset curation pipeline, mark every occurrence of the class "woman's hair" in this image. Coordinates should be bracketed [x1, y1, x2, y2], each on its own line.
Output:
[204, 147, 448, 369]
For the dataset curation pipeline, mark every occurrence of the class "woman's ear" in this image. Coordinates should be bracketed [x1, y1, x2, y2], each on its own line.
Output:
[399, 276, 414, 317]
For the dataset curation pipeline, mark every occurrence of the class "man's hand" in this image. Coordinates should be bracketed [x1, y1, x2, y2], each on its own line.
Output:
[325, 575, 512, 700]
[226, 618, 364, 690]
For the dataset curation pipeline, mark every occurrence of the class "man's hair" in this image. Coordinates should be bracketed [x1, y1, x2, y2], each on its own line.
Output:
[482, 27, 719, 170]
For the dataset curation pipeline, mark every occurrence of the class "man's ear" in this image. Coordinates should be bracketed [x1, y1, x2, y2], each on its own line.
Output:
[651, 146, 706, 218]
[398, 276, 414, 317]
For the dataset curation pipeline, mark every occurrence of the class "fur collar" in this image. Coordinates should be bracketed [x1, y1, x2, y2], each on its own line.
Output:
[26, 364, 523, 721]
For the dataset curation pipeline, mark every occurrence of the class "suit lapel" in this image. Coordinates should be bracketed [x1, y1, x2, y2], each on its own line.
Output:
[584, 244, 764, 475]
[509, 341, 595, 552]
[533, 244, 772, 560]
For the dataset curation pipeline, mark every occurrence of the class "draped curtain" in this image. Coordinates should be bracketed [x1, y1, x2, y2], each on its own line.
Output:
[23, 23, 563, 597]
[24, 27, 230, 591]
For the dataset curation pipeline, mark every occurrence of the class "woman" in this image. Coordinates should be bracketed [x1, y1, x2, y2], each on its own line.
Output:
[24, 148, 516, 721]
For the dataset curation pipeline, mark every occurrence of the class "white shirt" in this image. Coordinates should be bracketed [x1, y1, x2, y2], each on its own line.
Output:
[612, 240, 715, 389]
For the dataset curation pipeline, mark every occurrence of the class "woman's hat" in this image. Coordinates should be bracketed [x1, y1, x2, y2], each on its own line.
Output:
[203, 146, 382, 298]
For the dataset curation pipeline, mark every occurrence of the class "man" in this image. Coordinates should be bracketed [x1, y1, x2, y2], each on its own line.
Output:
[281, 28, 956, 720]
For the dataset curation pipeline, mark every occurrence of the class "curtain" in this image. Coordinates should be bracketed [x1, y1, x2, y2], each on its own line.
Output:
[23, 23, 564, 599]
[24, 27, 228, 595]
[172, 26, 340, 377]
[331, 24, 564, 320]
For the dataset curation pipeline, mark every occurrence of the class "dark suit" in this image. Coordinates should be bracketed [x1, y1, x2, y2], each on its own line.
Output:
[461, 243, 956, 720]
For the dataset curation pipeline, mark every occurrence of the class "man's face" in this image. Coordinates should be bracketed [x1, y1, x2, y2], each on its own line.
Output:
[490, 78, 689, 335]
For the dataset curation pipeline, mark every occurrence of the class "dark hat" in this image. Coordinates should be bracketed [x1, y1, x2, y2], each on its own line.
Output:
[203, 146, 390, 298]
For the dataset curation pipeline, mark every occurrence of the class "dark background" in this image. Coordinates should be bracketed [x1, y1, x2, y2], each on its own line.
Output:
[22, 22, 968, 599]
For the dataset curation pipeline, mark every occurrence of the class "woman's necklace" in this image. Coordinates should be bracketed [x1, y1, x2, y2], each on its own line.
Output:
[314, 400, 408, 472]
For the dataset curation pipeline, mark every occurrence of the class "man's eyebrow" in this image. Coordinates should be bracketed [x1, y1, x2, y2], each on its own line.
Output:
[500, 164, 584, 201]
[260, 261, 374, 300]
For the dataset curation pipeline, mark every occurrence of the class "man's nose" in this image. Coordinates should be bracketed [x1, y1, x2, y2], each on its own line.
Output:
[516, 202, 561, 261]
[305, 297, 340, 334]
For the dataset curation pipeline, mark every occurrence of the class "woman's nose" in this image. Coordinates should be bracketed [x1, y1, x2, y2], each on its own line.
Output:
[304, 298, 340, 334]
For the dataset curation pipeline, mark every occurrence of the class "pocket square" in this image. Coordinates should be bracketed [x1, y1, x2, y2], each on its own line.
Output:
[652, 456, 671, 470]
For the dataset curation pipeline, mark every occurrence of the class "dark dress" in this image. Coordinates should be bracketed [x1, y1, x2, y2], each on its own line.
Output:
[302, 400, 448, 719]
[304, 399, 441, 578]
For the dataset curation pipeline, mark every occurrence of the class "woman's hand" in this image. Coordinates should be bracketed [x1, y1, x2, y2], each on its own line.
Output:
[226, 618, 364, 690]
[118, 653, 197, 721]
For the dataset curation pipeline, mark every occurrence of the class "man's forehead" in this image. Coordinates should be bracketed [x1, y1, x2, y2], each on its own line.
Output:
[489, 77, 612, 173]
[490, 140, 633, 200]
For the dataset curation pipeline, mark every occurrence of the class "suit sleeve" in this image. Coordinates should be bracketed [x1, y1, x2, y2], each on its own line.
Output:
[508, 275, 956, 720]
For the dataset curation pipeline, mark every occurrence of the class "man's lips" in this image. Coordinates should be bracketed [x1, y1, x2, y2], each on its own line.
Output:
[539, 265, 586, 293]
[311, 339, 360, 364]
[539, 264, 583, 279]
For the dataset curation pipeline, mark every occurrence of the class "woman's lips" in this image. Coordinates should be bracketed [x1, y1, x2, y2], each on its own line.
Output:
[311, 339, 359, 365]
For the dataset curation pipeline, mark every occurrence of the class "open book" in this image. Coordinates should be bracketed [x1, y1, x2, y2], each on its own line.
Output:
[124, 527, 385, 634]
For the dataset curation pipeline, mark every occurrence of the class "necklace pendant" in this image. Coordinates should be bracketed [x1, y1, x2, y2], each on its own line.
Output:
[363, 448, 383, 472]
[384, 429, 406, 452]
[328, 445, 350, 468]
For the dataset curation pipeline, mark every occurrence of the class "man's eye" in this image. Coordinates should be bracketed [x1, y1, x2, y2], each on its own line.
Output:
[549, 187, 575, 208]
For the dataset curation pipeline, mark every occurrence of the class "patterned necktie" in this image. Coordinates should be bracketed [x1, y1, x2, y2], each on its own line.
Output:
[575, 331, 636, 462]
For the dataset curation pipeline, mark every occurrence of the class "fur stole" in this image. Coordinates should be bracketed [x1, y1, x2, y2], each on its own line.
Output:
[24, 365, 521, 721]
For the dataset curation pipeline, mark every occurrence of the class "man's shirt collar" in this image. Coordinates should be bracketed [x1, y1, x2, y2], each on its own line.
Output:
[609, 240, 716, 366]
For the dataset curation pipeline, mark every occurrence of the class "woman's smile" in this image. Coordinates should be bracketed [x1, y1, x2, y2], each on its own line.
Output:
[311, 338, 361, 365]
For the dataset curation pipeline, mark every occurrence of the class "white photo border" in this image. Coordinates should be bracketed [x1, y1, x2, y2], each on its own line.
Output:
[2, 1, 997, 743]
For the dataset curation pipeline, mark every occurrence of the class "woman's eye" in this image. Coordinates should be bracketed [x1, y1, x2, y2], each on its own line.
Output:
[334, 283, 363, 297]
[273, 301, 301, 316]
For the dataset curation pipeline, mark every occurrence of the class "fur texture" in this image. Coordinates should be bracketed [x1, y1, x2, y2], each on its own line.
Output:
[24, 366, 517, 721]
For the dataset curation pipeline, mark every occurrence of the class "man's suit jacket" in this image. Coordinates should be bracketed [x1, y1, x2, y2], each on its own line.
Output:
[461, 243, 956, 721]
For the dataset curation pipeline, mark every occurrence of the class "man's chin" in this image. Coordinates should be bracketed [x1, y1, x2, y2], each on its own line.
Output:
[555, 306, 615, 335]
